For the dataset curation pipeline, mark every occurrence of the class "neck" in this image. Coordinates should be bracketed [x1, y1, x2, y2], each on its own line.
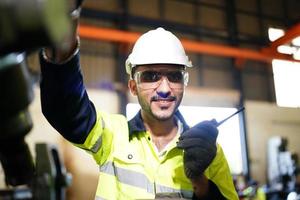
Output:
[141, 112, 177, 136]
[141, 111, 178, 152]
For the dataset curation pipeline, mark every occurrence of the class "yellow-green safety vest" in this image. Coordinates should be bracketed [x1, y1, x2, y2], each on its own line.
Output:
[74, 110, 239, 200]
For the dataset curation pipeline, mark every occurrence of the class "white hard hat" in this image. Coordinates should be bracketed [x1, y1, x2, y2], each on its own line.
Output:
[125, 27, 193, 76]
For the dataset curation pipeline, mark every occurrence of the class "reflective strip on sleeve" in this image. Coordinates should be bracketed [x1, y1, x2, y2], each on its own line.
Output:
[89, 117, 105, 153]
[100, 162, 155, 194]
[90, 136, 102, 153]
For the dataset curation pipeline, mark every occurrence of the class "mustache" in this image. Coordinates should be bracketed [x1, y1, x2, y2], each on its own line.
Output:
[151, 95, 176, 101]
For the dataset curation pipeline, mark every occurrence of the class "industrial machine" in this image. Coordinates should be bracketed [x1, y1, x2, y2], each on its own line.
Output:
[0, 0, 80, 199]
[0, 53, 72, 200]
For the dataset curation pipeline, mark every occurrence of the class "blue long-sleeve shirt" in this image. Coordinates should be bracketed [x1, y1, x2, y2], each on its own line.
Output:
[39, 51, 96, 144]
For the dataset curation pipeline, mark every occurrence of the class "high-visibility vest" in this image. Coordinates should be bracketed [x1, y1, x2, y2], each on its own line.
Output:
[75, 110, 239, 200]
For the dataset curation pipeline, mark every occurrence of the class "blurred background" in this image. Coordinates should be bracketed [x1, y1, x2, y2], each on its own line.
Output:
[1, 0, 300, 199]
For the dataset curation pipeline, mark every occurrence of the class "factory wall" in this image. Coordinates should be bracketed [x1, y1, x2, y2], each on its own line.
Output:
[245, 100, 300, 184]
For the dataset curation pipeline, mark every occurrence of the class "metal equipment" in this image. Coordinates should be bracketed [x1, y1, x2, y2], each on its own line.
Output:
[0, 0, 80, 199]
[0, 53, 72, 200]
[0, 0, 71, 56]
[0, 143, 71, 200]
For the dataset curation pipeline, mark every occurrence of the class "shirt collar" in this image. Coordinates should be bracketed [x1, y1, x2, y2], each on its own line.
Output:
[128, 110, 190, 136]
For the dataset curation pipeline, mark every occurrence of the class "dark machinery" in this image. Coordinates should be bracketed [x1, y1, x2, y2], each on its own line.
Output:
[0, 0, 79, 199]
[0, 53, 72, 200]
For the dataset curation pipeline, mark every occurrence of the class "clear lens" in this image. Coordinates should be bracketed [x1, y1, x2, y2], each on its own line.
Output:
[167, 71, 184, 83]
[134, 70, 188, 89]
[139, 71, 161, 82]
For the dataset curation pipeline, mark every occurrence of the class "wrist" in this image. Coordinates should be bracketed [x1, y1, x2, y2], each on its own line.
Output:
[42, 36, 80, 64]
[191, 174, 209, 199]
[42, 3, 81, 64]
[70, 7, 82, 20]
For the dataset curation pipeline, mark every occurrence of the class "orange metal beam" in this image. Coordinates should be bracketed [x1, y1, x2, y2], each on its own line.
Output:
[269, 23, 300, 51]
[79, 24, 300, 64]
[79, 24, 140, 44]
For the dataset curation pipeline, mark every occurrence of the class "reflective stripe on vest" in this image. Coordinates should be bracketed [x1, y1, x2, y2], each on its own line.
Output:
[94, 196, 105, 200]
[100, 162, 193, 198]
[155, 184, 193, 199]
[100, 161, 154, 194]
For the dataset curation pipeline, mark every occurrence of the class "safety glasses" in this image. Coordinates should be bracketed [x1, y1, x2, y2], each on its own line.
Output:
[134, 70, 189, 89]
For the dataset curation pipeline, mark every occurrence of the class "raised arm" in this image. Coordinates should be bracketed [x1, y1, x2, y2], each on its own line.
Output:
[39, 1, 96, 144]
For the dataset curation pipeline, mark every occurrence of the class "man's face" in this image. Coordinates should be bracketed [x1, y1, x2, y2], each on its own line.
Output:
[129, 64, 188, 121]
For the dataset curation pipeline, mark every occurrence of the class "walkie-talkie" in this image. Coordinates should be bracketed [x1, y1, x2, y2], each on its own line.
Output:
[177, 107, 246, 183]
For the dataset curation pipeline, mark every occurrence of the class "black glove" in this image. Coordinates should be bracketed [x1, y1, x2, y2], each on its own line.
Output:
[177, 120, 218, 179]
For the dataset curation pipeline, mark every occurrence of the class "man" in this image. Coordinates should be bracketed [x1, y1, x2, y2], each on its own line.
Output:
[39, 17, 238, 199]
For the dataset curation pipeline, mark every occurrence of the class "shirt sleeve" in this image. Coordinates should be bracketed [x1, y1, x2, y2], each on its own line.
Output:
[39, 50, 96, 144]
[204, 144, 239, 200]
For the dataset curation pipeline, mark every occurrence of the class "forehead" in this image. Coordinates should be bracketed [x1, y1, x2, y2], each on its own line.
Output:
[135, 64, 185, 72]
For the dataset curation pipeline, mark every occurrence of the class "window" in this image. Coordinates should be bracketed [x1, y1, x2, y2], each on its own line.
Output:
[268, 27, 300, 108]
[272, 60, 300, 107]
[126, 103, 244, 175]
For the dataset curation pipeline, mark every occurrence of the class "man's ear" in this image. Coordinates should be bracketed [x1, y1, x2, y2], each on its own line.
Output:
[128, 79, 138, 96]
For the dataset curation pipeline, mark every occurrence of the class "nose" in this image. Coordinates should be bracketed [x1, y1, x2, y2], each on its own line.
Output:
[156, 77, 171, 98]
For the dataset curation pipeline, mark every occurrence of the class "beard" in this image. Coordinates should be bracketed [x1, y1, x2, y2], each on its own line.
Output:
[137, 93, 183, 121]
